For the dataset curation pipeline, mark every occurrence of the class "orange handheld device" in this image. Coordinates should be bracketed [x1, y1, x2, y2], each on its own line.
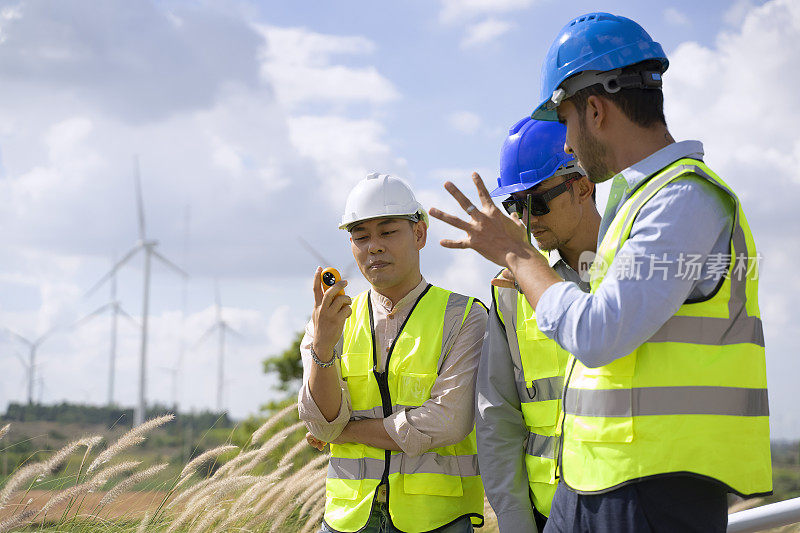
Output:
[321, 267, 344, 296]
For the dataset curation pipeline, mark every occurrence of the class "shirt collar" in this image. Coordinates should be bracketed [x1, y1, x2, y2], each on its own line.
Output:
[547, 248, 563, 268]
[371, 277, 428, 313]
[619, 140, 705, 192]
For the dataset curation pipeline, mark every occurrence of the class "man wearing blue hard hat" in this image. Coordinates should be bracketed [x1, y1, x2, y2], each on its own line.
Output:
[476, 117, 600, 533]
[431, 12, 770, 532]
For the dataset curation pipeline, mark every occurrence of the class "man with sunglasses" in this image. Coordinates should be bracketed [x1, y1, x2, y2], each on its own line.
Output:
[431, 12, 770, 533]
[477, 117, 599, 533]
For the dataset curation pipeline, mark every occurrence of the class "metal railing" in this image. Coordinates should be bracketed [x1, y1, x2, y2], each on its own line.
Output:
[728, 497, 800, 532]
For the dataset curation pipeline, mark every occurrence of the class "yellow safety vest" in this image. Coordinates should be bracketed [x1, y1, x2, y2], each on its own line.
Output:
[324, 285, 485, 533]
[492, 262, 570, 517]
[561, 158, 772, 496]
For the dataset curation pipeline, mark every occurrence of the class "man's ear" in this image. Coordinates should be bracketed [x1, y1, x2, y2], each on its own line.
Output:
[577, 177, 594, 203]
[415, 221, 427, 250]
[585, 94, 607, 132]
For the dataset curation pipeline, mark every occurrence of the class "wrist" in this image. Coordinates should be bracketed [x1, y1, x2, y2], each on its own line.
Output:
[310, 343, 337, 367]
[504, 241, 535, 270]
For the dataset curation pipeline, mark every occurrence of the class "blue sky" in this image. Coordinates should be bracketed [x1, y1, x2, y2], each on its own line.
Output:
[1, 0, 798, 439]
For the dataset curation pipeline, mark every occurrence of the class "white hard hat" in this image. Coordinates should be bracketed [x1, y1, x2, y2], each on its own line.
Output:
[339, 172, 429, 230]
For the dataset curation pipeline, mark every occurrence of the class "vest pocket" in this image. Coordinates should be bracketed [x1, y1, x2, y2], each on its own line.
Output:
[525, 453, 556, 484]
[326, 477, 363, 501]
[403, 472, 464, 497]
[397, 447, 465, 497]
[517, 318, 560, 380]
[395, 372, 437, 406]
[340, 352, 371, 378]
[523, 399, 560, 429]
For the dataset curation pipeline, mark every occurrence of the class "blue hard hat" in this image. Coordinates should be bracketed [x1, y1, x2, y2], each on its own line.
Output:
[532, 12, 668, 121]
[491, 117, 580, 197]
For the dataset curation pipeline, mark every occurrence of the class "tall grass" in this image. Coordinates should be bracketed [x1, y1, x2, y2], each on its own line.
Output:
[0, 403, 327, 531]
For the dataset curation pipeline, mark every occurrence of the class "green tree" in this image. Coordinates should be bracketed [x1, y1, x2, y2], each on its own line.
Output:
[262, 329, 304, 392]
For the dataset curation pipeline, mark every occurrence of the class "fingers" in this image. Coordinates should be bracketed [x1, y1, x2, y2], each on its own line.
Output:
[500, 268, 515, 281]
[439, 238, 471, 249]
[329, 293, 353, 314]
[305, 432, 325, 451]
[509, 212, 526, 229]
[491, 278, 516, 289]
[443, 181, 480, 218]
[321, 280, 348, 309]
[312, 267, 323, 305]
[428, 208, 471, 231]
[472, 172, 496, 210]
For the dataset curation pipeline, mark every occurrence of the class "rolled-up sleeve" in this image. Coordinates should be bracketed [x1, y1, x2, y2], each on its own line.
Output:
[477, 294, 538, 533]
[382, 302, 487, 457]
[535, 176, 735, 368]
[297, 322, 351, 443]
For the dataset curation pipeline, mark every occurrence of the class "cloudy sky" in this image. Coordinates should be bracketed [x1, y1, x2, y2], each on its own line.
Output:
[0, 0, 798, 438]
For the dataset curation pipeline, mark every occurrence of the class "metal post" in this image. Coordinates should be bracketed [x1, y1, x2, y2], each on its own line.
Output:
[27, 346, 35, 405]
[217, 326, 225, 412]
[728, 497, 800, 532]
[135, 248, 152, 426]
[109, 273, 118, 406]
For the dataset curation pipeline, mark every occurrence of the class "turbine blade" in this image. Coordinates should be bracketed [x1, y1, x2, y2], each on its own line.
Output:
[341, 261, 357, 279]
[117, 306, 140, 328]
[2, 327, 32, 347]
[193, 324, 219, 348]
[85, 244, 142, 297]
[133, 155, 146, 241]
[152, 250, 189, 278]
[35, 324, 62, 346]
[222, 323, 243, 339]
[73, 303, 113, 329]
[14, 351, 27, 368]
[297, 236, 335, 266]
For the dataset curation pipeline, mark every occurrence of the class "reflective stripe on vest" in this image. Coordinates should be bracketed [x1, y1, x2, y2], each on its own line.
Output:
[492, 278, 569, 517]
[324, 286, 484, 533]
[562, 159, 772, 498]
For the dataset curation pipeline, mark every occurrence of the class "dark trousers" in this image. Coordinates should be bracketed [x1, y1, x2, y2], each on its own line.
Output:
[544, 476, 728, 533]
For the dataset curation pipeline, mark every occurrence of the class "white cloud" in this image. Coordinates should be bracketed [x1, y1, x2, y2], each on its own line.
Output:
[448, 110, 482, 134]
[663, 7, 691, 27]
[664, 0, 800, 438]
[724, 0, 757, 26]
[460, 18, 513, 48]
[258, 25, 399, 109]
[0, 2, 404, 418]
[439, 0, 534, 24]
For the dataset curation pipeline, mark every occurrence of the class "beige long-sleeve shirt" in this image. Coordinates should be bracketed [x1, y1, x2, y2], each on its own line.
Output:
[298, 278, 487, 457]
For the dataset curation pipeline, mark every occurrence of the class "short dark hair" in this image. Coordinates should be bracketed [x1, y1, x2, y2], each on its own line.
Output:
[570, 60, 666, 128]
[564, 173, 596, 204]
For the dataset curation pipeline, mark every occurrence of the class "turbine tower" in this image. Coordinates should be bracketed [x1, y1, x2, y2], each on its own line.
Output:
[196, 281, 240, 412]
[75, 261, 138, 406]
[87, 156, 188, 425]
[4, 327, 58, 405]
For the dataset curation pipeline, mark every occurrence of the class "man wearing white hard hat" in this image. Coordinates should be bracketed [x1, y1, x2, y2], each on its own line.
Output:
[298, 172, 487, 533]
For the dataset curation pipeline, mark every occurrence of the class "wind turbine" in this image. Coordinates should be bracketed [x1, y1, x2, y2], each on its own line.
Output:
[4, 327, 59, 405]
[74, 259, 138, 407]
[297, 236, 356, 278]
[87, 156, 188, 425]
[195, 281, 240, 412]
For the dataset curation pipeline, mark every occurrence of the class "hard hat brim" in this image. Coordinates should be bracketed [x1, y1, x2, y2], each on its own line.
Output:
[339, 211, 429, 231]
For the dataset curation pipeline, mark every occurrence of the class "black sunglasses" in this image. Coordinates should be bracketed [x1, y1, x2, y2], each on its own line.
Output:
[502, 176, 580, 217]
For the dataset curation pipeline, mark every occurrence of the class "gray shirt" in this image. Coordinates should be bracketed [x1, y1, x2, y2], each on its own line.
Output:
[535, 141, 736, 367]
[476, 250, 586, 533]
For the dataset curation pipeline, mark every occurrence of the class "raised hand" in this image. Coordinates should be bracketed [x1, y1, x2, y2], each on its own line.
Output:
[428, 172, 532, 268]
[311, 267, 352, 361]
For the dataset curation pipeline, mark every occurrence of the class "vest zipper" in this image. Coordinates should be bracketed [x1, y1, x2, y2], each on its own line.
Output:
[556, 357, 577, 481]
[366, 285, 432, 505]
